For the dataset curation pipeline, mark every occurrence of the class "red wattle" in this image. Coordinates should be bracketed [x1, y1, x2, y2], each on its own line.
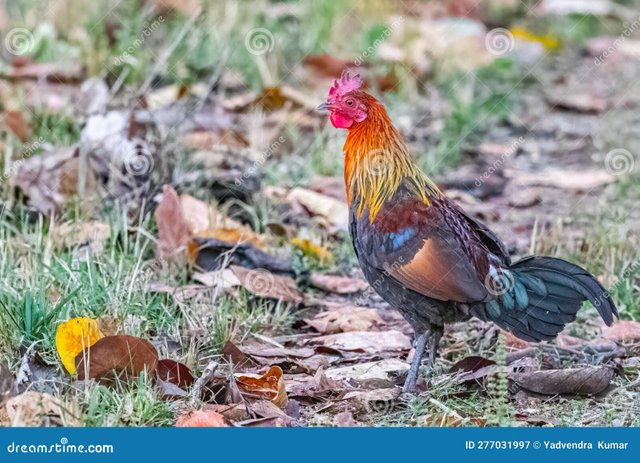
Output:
[330, 112, 354, 129]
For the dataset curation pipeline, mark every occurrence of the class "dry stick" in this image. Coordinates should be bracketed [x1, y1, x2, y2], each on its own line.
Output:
[189, 360, 219, 408]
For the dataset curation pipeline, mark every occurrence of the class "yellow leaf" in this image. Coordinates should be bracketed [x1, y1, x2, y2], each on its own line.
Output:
[55, 317, 104, 374]
[510, 26, 560, 51]
[291, 237, 334, 266]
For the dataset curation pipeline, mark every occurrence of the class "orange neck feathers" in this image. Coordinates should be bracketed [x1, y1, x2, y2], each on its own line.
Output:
[343, 95, 441, 222]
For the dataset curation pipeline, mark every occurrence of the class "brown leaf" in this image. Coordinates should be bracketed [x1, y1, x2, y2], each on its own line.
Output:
[1, 61, 84, 84]
[509, 168, 615, 191]
[304, 307, 384, 334]
[155, 185, 190, 259]
[546, 92, 609, 114]
[602, 320, 640, 342]
[314, 330, 411, 354]
[334, 410, 358, 427]
[184, 130, 249, 150]
[423, 413, 487, 427]
[3, 110, 31, 142]
[230, 265, 304, 304]
[156, 359, 194, 388]
[75, 335, 159, 382]
[309, 274, 369, 294]
[221, 341, 259, 370]
[5, 391, 68, 426]
[510, 367, 613, 395]
[175, 409, 227, 427]
[234, 366, 288, 408]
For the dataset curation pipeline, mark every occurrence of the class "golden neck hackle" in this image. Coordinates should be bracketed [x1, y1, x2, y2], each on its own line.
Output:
[343, 98, 441, 222]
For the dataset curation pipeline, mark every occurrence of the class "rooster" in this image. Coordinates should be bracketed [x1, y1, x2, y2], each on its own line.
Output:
[318, 72, 618, 392]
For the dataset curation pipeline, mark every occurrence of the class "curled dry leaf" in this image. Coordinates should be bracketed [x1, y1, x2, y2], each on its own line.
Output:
[175, 409, 227, 427]
[234, 366, 288, 408]
[230, 265, 304, 304]
[511, 367, 614, 396]
[75, 335, 159, 382]
[309, 273, 369, 294]
[55, 317, 104, 374]
[304, 307, 384, 334]
[5, 391, 67, 426]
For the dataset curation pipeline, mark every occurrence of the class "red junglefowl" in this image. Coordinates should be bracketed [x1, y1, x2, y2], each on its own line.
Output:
[318, 72, 618, 393]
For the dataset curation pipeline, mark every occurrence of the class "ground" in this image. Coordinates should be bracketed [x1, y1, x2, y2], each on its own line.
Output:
[0, 0, 639, 427]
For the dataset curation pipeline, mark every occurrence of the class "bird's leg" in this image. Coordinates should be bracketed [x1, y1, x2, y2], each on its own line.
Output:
[402, 330, 430, 393]
[426, 327, 443, 371]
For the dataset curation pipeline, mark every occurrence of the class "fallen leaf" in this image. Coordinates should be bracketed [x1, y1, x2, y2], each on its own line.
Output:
[184, 130, 249, 150]
[188, 238, 291, 273]
[315, 330, 411, 354]
[175, 409, 227, 427]
[511, 367, 613, 395]
[334, 410, 358, 427]
[55, 317, 104, 374]
[230, 265, 304, 303]
[423, 413, 487, 427]
[3, 110, 31, 142]
[304, 307, 384, 334]
[1, 61, 84, 84]
[309, 273, 369, 294]
[287, 187, 349, 231]
[291, 238, 334, 266]
[546, 92, 609, 114]
[75, 335, 159, 382]
[602, 320, 640, 342]
[155, 185, 190, 259]
[509, 168, 615, 191]
[5, 391, 67, 426]
[156, 359, 194, 388]
[325, 358, 408, 389]
[51, 221, 110, 259]
[234, 366, 288, 408]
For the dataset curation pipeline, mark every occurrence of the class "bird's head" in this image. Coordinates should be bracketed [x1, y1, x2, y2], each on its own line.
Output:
[317, 71, 369, 129]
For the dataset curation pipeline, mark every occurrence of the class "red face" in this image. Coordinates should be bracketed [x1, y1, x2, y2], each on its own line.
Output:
[318, 72, 368, 129]
[327, 94, 368, 129]
[323, 93, 368, 129]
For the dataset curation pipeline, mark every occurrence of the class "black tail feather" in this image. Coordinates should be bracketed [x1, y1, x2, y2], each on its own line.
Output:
[471, 256, 618, 342]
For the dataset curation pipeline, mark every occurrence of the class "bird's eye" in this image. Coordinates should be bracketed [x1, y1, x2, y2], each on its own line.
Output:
[346, 98, 354, 106]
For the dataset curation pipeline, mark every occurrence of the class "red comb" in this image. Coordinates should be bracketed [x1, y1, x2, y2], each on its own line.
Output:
[328, 71, 363, 100]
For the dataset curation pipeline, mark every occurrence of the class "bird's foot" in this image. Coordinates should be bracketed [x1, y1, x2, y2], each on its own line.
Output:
[402, 331, 430, 394]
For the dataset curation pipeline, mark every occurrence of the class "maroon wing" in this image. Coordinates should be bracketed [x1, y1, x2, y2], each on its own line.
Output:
[353, 190, 496, 303]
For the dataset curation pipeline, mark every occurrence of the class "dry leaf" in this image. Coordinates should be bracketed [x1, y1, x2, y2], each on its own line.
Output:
[51, 221, 110, 258]
[235, 366, 288, 408]
[157, 359, 194, 388]
[601, 320, 640, 342]
[511, 367, 613, 395]
[5, 391, 65, 426]
[155, 185, 190, 259]
[309, 273, 369, 294]
[315, 330, 411, 353]
[55, 317, 104, 374]
[230, 265, 304, 303]
[175, 409, 227, 427]
[423, 413, 487, 427]
[304, 307, 384, 334]
[287, 187, 349, 231]
[75, 335, 158, 382]
[3, 110, 31, 142]
[325, 358, 409, 389]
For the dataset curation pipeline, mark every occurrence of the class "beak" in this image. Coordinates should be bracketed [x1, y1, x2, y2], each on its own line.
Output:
[316, 101, 330, 111]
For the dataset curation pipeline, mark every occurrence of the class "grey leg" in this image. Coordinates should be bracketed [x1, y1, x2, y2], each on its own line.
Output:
[426, 327, 443, 370]
[402, 330, 430, 393]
